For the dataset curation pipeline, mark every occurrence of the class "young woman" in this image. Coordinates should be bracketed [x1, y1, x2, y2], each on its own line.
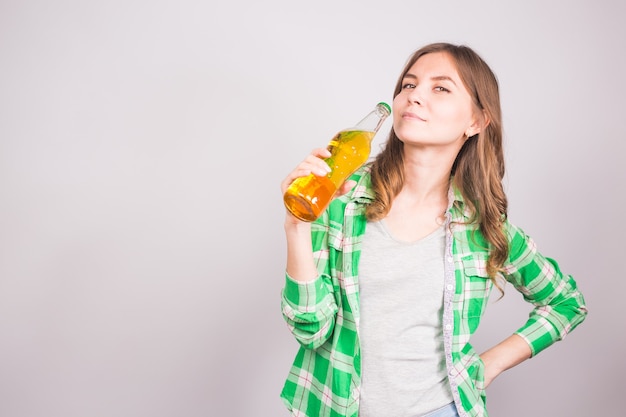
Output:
[279, 42, 587, 417]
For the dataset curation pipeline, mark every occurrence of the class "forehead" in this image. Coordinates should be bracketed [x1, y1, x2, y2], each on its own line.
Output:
[405, 51, 460, 79]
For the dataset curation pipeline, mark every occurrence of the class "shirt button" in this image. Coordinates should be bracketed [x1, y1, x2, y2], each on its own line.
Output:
[445, 324, 452, 330]
[446, 256, 453, 262]
[446, 284, 453, 291]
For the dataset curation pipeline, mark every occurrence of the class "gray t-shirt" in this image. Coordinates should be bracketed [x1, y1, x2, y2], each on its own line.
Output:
[358, 220, 453, 417]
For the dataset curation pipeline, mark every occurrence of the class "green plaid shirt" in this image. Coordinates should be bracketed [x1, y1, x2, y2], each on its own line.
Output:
[280, 165, 587, 417]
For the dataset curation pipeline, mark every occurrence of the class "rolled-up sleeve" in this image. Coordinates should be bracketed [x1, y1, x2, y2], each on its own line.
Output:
[281, 273, 338, 350]
[504, 223, 588, 356]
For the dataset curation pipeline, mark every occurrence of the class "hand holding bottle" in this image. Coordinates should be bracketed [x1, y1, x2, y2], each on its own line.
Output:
[281, 147, 357, 226]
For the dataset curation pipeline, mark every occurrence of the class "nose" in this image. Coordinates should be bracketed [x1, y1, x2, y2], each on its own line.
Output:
[407, 86, 422, 105]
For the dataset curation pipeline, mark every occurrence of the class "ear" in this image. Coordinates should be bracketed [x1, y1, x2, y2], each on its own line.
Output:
[466, 109, 490, 138]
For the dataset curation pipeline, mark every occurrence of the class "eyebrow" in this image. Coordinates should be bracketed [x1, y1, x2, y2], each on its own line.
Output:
[403, 73, 458, 86]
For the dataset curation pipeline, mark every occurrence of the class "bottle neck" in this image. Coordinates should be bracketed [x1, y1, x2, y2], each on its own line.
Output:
[354, 104, 390, 133]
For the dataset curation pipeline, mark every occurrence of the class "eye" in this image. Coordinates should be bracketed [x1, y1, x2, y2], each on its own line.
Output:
[402, 83, 416, 89]
[434, 86, 450, 93]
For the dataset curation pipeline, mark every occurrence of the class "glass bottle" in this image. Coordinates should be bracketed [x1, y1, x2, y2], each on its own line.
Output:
[283, 102, 391, 222]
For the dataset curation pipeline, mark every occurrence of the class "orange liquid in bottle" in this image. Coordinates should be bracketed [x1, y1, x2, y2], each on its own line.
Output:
[284, 129, 375, 221]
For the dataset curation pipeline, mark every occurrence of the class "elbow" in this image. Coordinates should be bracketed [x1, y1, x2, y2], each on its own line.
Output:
[291, 318, 335, 350]
[568, 303, 588, 332]
[282, 303, 337, 350]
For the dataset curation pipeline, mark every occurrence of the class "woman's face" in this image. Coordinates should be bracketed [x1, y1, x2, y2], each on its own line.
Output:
[392, 51, 480, 149]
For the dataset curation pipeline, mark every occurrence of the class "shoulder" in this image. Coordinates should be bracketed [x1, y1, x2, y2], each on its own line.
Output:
[502, 219, 535, 253]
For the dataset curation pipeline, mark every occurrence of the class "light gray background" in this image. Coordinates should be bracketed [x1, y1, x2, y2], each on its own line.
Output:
[0, 0, 623, 416]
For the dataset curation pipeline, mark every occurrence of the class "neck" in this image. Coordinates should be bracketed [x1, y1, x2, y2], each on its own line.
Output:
[400, 146, 455, 203]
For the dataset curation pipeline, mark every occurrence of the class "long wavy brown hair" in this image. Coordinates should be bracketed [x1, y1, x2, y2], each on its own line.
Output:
[366, 42, 508, 283]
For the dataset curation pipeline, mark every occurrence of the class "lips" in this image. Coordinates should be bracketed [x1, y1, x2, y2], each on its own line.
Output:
[401, 111, 426, 121]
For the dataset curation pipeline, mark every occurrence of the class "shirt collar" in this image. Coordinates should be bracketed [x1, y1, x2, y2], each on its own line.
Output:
[448, 179, 474, 221]
[351, 164, 377, 203]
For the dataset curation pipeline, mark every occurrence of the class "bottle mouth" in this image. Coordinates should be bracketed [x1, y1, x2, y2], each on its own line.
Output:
[377, 102, 391, 114]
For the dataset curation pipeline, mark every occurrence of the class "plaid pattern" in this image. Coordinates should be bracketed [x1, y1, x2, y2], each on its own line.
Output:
[281, 165, 587, 417]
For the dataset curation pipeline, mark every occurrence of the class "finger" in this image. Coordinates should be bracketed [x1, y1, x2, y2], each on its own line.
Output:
[302, 150, 331, 175]
[280, 165, 325, 194]
[281, 150, 332, 192]
[335, 180, 357, 197]
[281, 142, 336, 197]
[311, 147, 332, 158]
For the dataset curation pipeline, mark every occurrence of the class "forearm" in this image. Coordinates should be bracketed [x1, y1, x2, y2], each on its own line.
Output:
[480, 334, 532, 387]
[282, 221, 337, 349]
[285, 222, 319, 283]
